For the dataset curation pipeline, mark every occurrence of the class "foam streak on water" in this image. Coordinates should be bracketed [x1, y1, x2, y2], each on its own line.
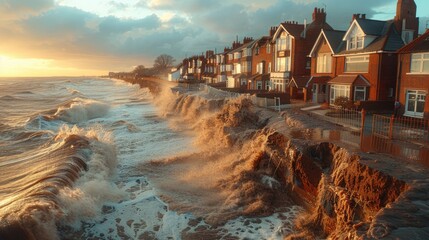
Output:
[0, 77, 301, 240]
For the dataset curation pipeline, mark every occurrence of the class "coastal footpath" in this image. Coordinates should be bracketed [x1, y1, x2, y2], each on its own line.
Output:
[120, 77, 429, 239]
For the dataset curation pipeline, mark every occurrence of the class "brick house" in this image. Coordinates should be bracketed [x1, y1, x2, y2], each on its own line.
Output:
[326, 0, 418, 105]
[248, 27, 276, 91]
[181, 55, 205, 81]
[228, 37, 255, 89]
[202, 50, 216, 84]
[397, 29, 429, 119]
[270, 8, 333, 98]
[215, 47, 230, 84]
[308, 29, 346, 103]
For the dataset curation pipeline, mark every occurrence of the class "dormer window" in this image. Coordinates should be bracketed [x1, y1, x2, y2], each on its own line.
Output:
[346, 25, 365, 50]
[349, 36, 364, 50]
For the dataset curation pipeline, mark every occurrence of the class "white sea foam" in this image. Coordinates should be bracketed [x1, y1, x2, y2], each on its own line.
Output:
[54, 98, 110, 124]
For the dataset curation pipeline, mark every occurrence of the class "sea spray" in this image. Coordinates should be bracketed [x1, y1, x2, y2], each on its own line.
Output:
[140, 86, 301, 234]
[51, 98, 110, 124]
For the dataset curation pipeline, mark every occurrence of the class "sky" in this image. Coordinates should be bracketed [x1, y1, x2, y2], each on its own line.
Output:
[0, 0, 428, 77]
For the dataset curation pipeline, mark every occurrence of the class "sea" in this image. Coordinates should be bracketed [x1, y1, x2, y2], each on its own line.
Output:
[0, 77, 301, 240]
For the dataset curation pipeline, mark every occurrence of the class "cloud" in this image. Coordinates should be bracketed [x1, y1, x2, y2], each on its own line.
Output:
[0, 0, 54, 20]
[1, 0, 428, 76]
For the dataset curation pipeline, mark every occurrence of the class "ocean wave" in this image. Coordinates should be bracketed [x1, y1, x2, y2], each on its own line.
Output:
[46, 98, 110, 124]
[0, 124, 119, 240]
[0, 95, 18, 101]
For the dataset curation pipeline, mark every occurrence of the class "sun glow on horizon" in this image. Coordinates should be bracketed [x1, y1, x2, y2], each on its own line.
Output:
[0, 55, 104, 77]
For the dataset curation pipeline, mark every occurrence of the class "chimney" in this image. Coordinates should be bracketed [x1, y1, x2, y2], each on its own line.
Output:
[361, 14, 366, 19]
[269, 26, 277, 36]
[312, 7, 326, 23]
[351, 13, 362, 23]
[243, 37, 253, 44]
[303, 18, 307, 38]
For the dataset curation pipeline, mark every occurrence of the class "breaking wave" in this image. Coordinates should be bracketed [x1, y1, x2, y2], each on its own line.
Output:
[46, 98, 110, 124]
[141, 87, 298, 228]
[0, 125, 118, 240]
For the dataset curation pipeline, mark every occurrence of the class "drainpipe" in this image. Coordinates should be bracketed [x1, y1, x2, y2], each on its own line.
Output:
[396, 54, 402, 102]
[377, 54, 382, 100]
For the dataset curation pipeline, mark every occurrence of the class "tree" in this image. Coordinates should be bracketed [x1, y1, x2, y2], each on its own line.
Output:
[132, 65, 146, 77]
[153, 54, 175, 73]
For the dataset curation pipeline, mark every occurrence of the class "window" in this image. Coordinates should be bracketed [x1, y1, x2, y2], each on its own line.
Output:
[354, 86, 367, 101]
[242, 61, 251, 73]
[266, 81, 271, 90]
[410, 53, 429, 74]
[276, 57, 290, 72]
[234, 52, 241, 59]
[241, 79, 247, 86]
[255, 47, 260, 55]
[257, 81, 262, 90]
[268, 63, 271, 73]
[330, 85, 350, 104]
[405, 90, 426, 118]
[267, 44, 271, 54]
[317, 53, 332, 73]
[349, 36, 364, 50]
[345, 55, 369, 72]
[257, 62, 264, 74]
[276, 35, 290, 51]
[233, 63, 241, 74]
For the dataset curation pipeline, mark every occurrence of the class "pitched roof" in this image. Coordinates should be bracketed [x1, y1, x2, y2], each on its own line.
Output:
[356, 19, 387, 36]
[328, 75, 370, 86]
[398, 29, 429, 53]
[279, 22, 305, 38]
[324, 30, 347, 53]
[337, 20, 404, 54]
[290, 76, 312, 88]
[230, 40, 256, 53]
[306, 76, 332, 87]
[310, 29, 346, 56]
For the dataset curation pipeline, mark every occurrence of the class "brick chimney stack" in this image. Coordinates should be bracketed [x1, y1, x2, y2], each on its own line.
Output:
[243, 37, 253, 44]
[312, 8, 326, 23]
[269, 26, 277, 37]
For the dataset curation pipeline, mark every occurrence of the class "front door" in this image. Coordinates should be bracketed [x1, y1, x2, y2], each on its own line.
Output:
[312, 84, 319, 103]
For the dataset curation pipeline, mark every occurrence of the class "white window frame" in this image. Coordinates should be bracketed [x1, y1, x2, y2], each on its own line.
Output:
[276, 57, 290, 72]
[345, 55, 369, 73]
[354, 86, 367, 101]
[276, 34, 290, 51]
[316, 53, 332, 73]
[257, 81, 262, 90]
[330, 85, 351, 104]
[410, 53, 429, 74]
[267, 44, 271, 54]
[405, 90, 426, 118]
[265, 81, 271, 90]
[347, 27, 364, 50]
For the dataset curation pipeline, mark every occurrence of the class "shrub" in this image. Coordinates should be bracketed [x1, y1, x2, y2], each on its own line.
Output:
[333, 96, 355, 109]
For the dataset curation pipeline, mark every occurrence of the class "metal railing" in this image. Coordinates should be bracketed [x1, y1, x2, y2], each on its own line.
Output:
[372, 114, 429, 143]
[322, 106, 364, 131]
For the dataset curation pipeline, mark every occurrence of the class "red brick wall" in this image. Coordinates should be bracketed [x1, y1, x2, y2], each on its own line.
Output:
[398, 53, 429, 118]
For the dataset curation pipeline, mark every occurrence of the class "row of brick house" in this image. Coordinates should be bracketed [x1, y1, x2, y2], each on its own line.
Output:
[172, 0, 429, 119]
